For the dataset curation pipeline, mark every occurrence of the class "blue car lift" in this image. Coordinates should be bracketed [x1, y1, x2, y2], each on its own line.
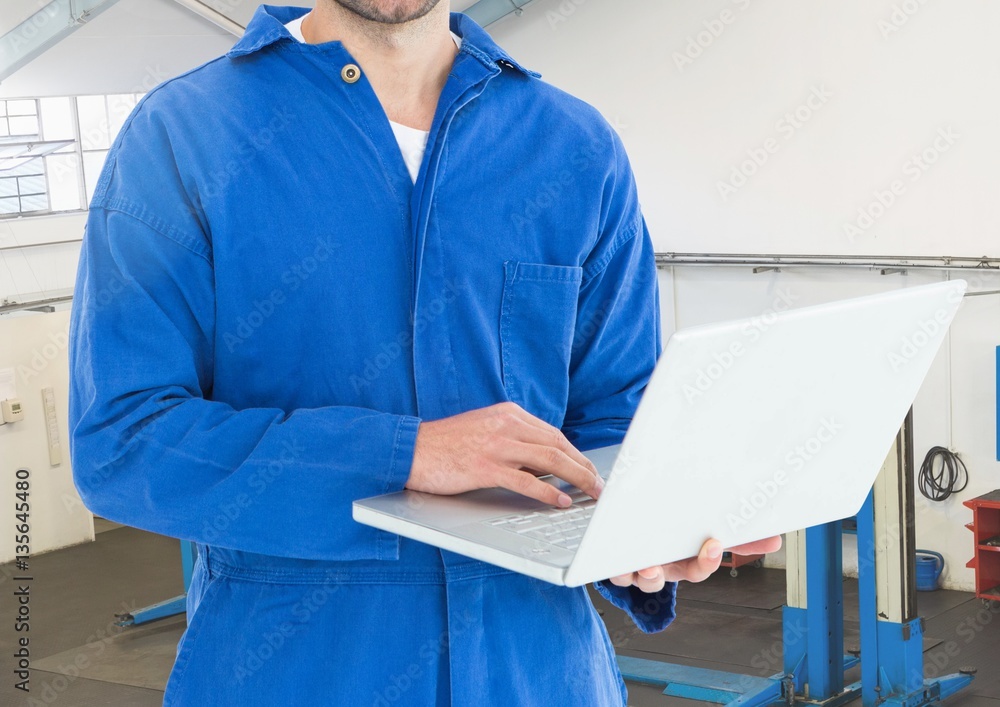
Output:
[116, 541, 196, 626]
[618, 413, 976, 706]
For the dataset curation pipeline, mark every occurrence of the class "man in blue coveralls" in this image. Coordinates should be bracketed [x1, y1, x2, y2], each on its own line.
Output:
[69, 1, 779, 704]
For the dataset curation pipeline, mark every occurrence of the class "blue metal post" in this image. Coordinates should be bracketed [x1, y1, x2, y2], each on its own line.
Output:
[782, 605, 809, 695]
[616, 656, 783, 707]
[804, 522, 844, 700]
[856, 491, 880, 707]
[858, 425, 974, 707]
[180, 540, 196, 589]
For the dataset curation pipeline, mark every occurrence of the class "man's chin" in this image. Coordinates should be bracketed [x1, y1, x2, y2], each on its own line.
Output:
[329, 0, 444, 24]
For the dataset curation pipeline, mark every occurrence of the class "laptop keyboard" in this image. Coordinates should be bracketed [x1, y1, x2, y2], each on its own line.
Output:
[483, 490, 597, 551]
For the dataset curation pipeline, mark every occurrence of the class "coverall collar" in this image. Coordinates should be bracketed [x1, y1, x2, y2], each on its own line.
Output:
[227, 4, 540, 78]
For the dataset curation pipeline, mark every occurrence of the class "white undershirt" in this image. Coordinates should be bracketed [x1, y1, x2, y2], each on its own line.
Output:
[285, 16, 462, 183]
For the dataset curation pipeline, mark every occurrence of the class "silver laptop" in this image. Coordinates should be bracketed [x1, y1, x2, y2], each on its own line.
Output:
[353, 281, 966, 586]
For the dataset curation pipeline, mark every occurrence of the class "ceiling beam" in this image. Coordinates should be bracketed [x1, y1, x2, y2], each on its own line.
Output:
[0, 0, 122, 83]
[171, 0, 244, 37]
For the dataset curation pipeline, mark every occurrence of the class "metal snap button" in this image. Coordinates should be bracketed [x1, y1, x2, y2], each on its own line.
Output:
[341, 64, 361, 83]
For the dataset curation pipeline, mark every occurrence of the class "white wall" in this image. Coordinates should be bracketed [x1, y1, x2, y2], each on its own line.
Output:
[0, 0, 235, 98]
[0, 214, 84, 304]
[490, 0, 1000, 589]
[0, 310, 92, 563]
[493, 0, 1000, 259]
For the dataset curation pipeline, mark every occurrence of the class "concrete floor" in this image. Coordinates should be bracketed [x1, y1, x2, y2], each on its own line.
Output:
[0, 526, 997, 707]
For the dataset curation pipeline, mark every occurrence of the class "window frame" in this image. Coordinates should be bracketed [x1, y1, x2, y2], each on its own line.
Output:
[0, 93, 142, 220]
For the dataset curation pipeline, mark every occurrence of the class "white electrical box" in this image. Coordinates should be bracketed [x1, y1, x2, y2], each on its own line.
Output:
[1, 398, 24, 423]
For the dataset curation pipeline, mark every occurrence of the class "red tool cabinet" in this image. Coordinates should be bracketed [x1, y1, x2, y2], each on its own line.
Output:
[963, 489, 1000, 607]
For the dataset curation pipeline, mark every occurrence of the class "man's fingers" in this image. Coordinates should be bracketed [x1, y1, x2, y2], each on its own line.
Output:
[660, 557, 695, 582]
[637, 566, 662, 580]
[635, 566, 666, 593]
[662, 556, 713, 583]
[636, 574, 666, 594]
[690, 539, 725, 582]
[493, 468, 572, 507]
[497, 401, 556, 432]
[662, 540, 724, 583]
[498, 404, 600, 477]
[606, 567, 665, 593]
[729, 536, 783, 556]
[609, 573, 635, 587]
[609, 537, 782, 591]
[506, 441, 603, 499]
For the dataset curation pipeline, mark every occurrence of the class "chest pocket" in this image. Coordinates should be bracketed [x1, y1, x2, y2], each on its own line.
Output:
[500, 261, 583, 427]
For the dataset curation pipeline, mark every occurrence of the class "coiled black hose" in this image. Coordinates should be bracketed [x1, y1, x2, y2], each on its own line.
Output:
[917, 446, 969, 501]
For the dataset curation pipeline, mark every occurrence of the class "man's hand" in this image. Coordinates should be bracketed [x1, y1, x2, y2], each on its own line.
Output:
[407, 402, 603, 507]
[607, 536, 784, 593]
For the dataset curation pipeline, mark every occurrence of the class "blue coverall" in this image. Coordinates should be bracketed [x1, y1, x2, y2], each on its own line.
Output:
[69, 6, 676, 705]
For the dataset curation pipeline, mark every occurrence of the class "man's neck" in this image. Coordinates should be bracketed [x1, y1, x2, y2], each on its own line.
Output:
[302, 3, 458, 131]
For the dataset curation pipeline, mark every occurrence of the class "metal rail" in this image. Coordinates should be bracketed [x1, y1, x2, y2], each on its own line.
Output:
[0, 238, 81, 253]
[655, 252, 1000, 272]
[4, 249, 1000, 316]
[0, 294, 72, 315]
